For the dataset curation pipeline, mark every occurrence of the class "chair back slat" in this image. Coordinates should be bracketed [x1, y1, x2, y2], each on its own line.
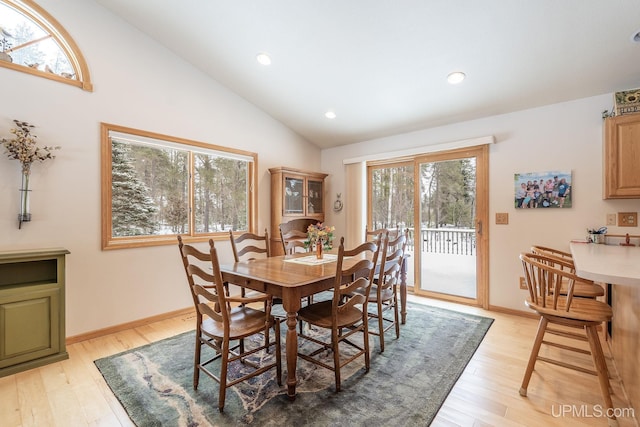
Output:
[386, 229, 408, 253]
[229, 229, 270, 261]
[280, 227, 309, 254]
[520, 252, 582, 313]
[192, 284, 225, 325]
[365, 226, 399, 243]
[530, 245, 575, 272]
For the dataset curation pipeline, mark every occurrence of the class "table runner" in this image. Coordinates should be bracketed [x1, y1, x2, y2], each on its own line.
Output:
[283, 254, 338, 265]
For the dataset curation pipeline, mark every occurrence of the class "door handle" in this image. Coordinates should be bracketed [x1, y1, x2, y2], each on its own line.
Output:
[477, 220, 482, 236]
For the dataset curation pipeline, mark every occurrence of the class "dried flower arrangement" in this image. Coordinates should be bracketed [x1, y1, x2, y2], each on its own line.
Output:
[1, 120, 60, 174]
[1, 119, 60, 227]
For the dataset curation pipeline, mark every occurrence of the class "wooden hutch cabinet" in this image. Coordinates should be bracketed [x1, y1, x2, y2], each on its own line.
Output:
[604, 114, 640, 198]
[269, 167, 328, 255]
[0, 248, 69, 377]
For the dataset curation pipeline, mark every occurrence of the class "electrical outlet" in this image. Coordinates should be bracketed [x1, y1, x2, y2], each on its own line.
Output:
[495, 212, 509, 225]
[618, 212, 638, 227]
[606, 213, 617, 226]
[519, 277, 527, 290]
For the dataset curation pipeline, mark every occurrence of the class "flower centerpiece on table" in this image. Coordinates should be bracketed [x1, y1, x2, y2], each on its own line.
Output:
[306, 222, 335, 251]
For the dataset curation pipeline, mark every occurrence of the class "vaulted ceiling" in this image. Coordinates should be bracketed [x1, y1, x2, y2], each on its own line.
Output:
[95, 1, 640, 148]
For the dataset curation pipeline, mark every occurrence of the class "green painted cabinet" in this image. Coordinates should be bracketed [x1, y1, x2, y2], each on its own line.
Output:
[0, 248, 69, 377]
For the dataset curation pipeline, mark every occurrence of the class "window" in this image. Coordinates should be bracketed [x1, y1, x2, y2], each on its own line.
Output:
[0, 0, 92, 91]
[101, 123, 257, 249]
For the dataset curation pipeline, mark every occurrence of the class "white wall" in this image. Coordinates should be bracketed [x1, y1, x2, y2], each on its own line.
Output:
[321, 95, 640, 312]
[0, 0, 320, 336]
[2, 1, 638, 337]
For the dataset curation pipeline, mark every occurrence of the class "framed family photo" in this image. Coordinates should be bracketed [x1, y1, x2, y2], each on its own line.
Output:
[514, 170, 572, 209]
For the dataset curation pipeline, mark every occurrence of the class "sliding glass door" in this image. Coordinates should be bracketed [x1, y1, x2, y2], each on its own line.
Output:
[367, 145, 488, 307]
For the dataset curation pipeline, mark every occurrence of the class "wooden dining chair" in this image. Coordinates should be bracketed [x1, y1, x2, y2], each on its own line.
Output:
[297, 236, 382, 392]
[356, 232, 407, 352]
[530, 245, 572, 261]
[228, 229, 275, 342]
[365, 225, 399, 243]
[279, 226, 309, 255]
[388, 228, 409, 252]
[279, 224, 317, 311]
[177, 236, 282, 412]
[519, 252, 616, 426]
[229, 229, 272, 298]
[530, 245, 604, 298]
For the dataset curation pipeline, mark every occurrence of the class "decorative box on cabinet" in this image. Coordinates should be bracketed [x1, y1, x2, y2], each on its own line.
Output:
[269, 167, 328, 255]
[604, 115, 640, 199]
[0, 248, 69, 377]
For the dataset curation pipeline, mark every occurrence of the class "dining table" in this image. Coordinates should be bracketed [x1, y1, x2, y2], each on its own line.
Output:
[218, 250, 409, 400]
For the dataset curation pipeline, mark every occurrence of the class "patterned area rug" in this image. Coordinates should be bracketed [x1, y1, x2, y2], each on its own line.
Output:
[95, 302, 493, 426]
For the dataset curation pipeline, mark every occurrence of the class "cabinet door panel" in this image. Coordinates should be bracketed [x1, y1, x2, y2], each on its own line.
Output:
[0, 287, 60, 368]
[605, 116, 640, 198]
[284, 176, 304, 214]
[307, 179, 324, 214]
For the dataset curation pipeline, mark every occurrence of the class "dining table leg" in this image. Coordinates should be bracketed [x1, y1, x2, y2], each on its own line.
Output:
[282, 291, 302, 400]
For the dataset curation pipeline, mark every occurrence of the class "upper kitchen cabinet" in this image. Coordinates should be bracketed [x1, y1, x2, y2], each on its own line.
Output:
[604, 115, 640, 199]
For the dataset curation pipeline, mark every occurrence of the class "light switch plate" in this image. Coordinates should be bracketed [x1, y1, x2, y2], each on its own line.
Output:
[495, 213, 509, 225]
[606, 213, 617, 226]
[618, 212, 638, 227]
[519, 277, 527, 290]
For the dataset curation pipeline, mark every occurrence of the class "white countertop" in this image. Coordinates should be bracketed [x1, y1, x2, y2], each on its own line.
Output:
[570, 242, 640, 286]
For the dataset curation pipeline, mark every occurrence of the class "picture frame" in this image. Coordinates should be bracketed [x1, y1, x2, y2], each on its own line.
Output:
[514, 170, 572, 209]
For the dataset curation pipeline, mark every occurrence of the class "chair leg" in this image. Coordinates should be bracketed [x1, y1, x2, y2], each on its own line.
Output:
[218, 339, 230, 412]
[194, 333, 201, 389]
[264, 300, 271, 352]
[585, 324, 617, 426]
[264, 320, 270, 353]
[393, 294, 400, 339]
[520, 316, 548, 396]
[332, 328, 342, 392]
[274, 320, 282, 386]
[363, 317, 371, 372]
[377, 300, 385, 353]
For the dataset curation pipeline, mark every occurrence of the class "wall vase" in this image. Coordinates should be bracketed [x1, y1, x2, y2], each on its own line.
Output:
[19, 168, 32, 228]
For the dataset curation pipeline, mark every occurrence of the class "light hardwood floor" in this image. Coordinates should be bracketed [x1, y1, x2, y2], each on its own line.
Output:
[1, 296, 637, 427]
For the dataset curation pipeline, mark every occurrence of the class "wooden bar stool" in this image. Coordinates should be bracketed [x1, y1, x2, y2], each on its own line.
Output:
[519, 252, 617, 426]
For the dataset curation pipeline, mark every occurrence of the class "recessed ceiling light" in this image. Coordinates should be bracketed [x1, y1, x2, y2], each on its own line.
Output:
[324, 110, 337, 119]
[447, 71, 466, 85]
[256, 53, 272, 66]
[632, 29, 640, 43]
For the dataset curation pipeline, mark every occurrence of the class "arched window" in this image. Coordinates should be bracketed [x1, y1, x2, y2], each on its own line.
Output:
[0, 0, 92, 91]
